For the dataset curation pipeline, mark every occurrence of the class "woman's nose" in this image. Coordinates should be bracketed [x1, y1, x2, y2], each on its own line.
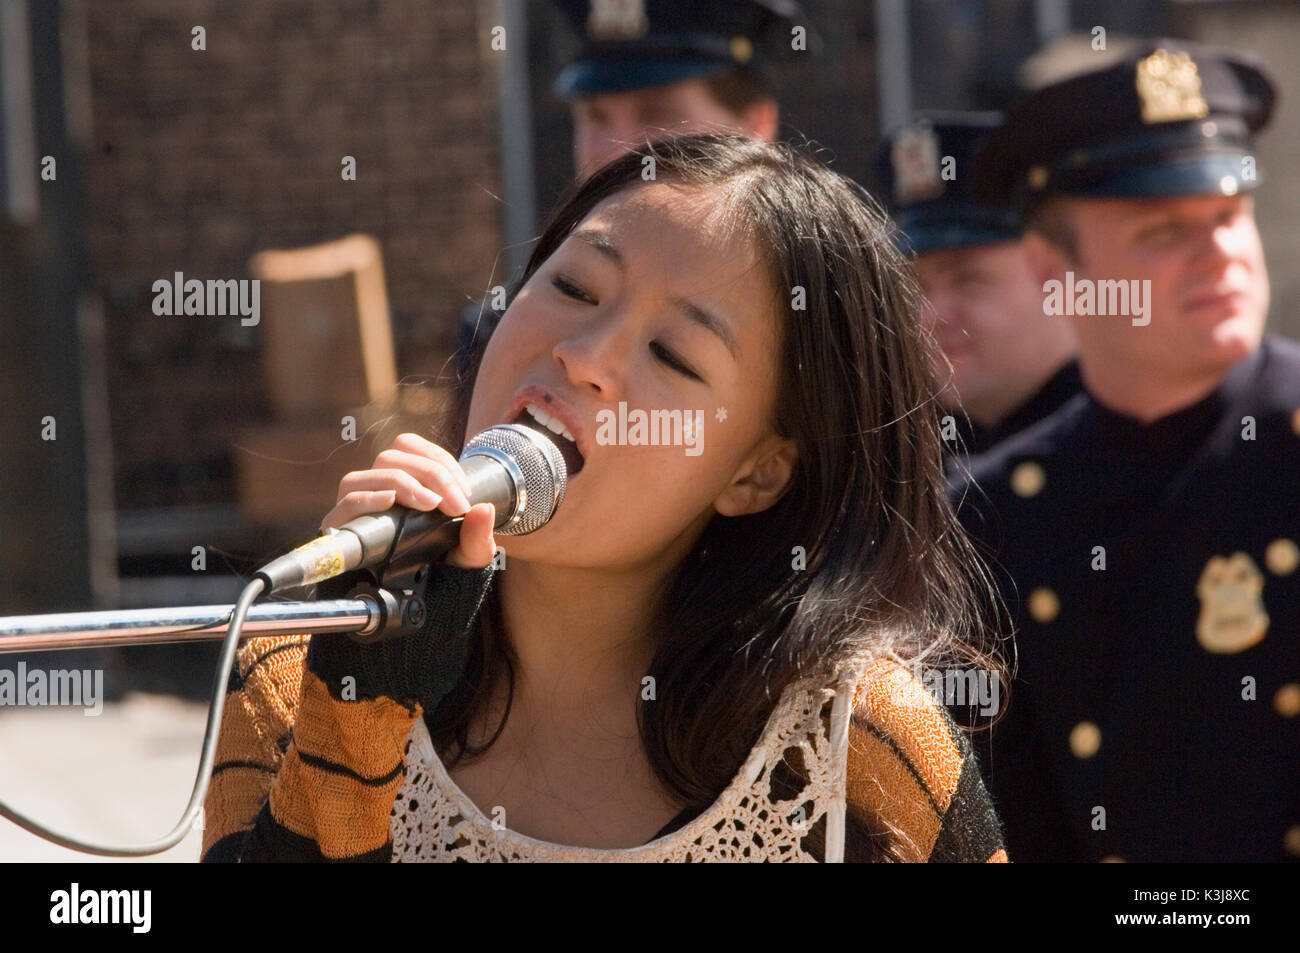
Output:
[552, 312, 633, 399]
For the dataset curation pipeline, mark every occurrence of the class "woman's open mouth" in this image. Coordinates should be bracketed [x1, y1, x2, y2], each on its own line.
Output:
[513, 404, 586, 477]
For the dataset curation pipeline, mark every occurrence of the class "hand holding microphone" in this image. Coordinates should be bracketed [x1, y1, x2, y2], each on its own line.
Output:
[282, 423, 567, 714]
[254, 423, 567, 593]
[321, 431, 499, 570]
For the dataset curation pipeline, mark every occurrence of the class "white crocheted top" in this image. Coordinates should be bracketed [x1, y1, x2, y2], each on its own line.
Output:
[389, 676, 855, 862]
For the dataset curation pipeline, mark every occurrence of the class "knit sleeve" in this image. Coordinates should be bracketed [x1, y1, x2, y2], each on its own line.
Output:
[844, 659, 1009, 863]
[200, 563, 495, 862]
[200, 633, 309, 861]
[201, 630, 428, 863]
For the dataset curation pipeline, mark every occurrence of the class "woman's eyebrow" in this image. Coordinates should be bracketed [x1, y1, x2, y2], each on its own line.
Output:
[672, 297, 738, 358]
[574, 229, 623, 265]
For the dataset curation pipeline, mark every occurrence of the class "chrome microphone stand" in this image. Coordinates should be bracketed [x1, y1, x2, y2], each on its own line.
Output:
[0, 595, 380, 654]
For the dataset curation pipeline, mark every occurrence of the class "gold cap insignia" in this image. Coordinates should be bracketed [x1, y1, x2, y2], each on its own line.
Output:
[1136, 49, 1210, 124]
[587, 0, 649, 41]
[730, 36, 753, 64]
[1196, 552, 1269, 654]
[891, 121, 944, 206]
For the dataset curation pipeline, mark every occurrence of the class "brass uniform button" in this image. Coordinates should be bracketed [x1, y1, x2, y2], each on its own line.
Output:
[1285, 826, 1300, 857]
[1070, 721, 1101, 759]
[1011, 461, 1046, 498]
[730, 36, 753, 64]
[1265, 538, 1299, 576]
[1028, 587, 1060, 624]
[1274, 683, 1300, 719]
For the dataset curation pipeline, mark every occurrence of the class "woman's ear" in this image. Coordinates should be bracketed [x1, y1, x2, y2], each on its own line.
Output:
[714, 436, 798, 517]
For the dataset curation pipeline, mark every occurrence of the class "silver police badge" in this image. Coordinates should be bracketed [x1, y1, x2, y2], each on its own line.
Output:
[892, 121, 945, 206]
[1196, 552, 1269, 654]
[587, 0, 650, 41]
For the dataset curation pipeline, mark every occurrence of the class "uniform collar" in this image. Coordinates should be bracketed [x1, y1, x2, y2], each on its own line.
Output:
[1083, 343, 1266, 455]
[944, 360, 1084, 460]
[984, 359, 1083, 450]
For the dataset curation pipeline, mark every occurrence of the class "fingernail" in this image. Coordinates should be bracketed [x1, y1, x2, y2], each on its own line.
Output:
[415, 486, 440, 508]
[450, 487, 472, 515]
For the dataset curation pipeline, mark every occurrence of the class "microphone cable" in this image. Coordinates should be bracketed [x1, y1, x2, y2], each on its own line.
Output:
[0, 576, 266, 856]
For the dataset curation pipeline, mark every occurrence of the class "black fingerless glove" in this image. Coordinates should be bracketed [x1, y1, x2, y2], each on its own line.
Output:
[305, 562, 495, 714]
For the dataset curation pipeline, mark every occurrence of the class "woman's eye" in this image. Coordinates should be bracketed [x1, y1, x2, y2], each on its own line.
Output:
[552, 275, 595, 304]
[650, 341, 702, 381]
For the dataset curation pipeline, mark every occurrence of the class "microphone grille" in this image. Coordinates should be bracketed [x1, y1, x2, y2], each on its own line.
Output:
[461, 424, 567, 535]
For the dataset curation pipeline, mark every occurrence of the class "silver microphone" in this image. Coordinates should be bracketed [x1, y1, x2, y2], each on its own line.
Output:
[254, 424, 566, 593]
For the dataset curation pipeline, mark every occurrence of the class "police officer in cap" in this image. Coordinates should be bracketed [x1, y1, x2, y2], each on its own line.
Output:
[878, 112, 1081, 459]
[456, 0, 816, 372]
[554, 0, 814, 177]
[953, 39, 1300, 862]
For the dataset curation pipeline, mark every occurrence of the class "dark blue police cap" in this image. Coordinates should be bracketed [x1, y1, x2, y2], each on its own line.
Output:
[877, 111, 1020, 256]
[549, 0, 817, 98]
[974, 38, 1277, 211]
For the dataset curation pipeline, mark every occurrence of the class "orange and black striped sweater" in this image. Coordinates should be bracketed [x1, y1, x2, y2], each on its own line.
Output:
[201, 566, 1008, 863]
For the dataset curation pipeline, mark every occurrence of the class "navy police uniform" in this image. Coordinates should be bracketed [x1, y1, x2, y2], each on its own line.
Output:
[877, 112, 1081, 458]
[953, 40, 1300, 862]
[454, 0, 815, 376]
[954, 361, 1081, 458]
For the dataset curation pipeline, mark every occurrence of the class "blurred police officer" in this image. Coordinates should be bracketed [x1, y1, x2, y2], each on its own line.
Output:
[554, 0, 811, 176]
[456, 0, 815, 371]
[879, 112, 1080, 458]
[954, 39, 1300, 862]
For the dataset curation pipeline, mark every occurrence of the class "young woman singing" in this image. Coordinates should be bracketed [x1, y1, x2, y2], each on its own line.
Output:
[203, 134, 1008, 863]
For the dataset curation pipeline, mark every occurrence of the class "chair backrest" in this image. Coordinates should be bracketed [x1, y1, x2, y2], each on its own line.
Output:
[249, 233, 397, 417]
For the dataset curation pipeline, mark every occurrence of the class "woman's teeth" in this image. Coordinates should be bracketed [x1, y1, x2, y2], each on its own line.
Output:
[525, 403, 577, 444]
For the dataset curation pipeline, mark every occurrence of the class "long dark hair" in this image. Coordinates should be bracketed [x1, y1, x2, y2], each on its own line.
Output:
[422, 134, 1004, 859]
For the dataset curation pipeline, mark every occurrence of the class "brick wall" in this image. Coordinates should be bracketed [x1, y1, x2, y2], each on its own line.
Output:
[83, 0, 502, 509]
